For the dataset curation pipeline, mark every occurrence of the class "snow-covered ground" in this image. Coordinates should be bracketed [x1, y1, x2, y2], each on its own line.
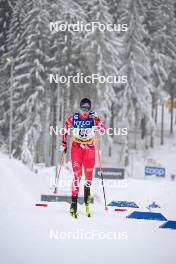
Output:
[0, 152, 176, 264]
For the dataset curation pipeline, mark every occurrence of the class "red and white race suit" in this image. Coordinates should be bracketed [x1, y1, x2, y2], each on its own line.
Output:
[62, 112, 105, 196]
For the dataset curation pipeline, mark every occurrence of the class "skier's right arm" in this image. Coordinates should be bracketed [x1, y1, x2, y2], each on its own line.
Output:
[60, 115, 73, 153]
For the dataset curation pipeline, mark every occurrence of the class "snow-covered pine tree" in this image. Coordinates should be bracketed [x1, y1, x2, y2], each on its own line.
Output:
[80, 0, 122, 127]
[0, 0, 21, 152]
[143, 0, 172, 146]
[105, 0, 132, 157]
[46, 0, 65, 165]
[118, 0, 154, 150]
[106, 0, 125, 26]
[145, 0, 176, 136]
[48, 0, 86, 164]
[49, 0, 85, 117]
[0, 56, 10, 150]
[6, 0, 50, 167]
[154, 0, 176, 135]
[0, 0, 12, 138]
[0, 0, 12, 56]
[113, 0, 155, 165]
[3, 0, 29, 156]
[79, 0, 124, 157]
[21, 0, 50, 167]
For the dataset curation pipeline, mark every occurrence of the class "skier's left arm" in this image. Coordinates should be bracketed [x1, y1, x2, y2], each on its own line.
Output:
[92, 112, 106, 134]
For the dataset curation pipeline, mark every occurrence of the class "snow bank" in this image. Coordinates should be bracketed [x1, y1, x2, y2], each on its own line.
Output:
[0, 152, 176, 264]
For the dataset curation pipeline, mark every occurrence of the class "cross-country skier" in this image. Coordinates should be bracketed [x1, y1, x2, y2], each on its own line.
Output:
[61, 98, 105, 218]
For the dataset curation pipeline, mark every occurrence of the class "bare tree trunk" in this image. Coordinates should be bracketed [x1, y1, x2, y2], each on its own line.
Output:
[155, 104, 158, 124]
[124, 135, 129, 167]
[141, 115, 146, 139]
[55, 83, 63, 174]
[170, 87, 174, 135]
[150, 93, 155, 148]
[161, 102, 164, 145]
[134, 109, 137, 149]
[43, 94, 51, 166]
[50, 102, 56, 166]
[108, 102, 114, 157]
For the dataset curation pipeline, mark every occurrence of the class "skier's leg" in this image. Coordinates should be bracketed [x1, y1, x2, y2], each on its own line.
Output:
[84, 184, 91, 204]
[83, 145, 95, 188]
[71, 143, 83, 197]
[70, 196, 78, 218]
[70, 144, 83, 217]
[83, 145, 95, 216]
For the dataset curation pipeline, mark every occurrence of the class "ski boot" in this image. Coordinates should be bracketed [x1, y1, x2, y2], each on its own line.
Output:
[70, 196, 78, 218]
[84, 185, 91, 217]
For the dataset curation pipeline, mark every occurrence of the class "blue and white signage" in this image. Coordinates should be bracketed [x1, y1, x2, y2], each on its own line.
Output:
[145, 166, 165, 177]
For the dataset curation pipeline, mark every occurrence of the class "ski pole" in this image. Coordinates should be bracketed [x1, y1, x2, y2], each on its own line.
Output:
[97, 138, 108, 211]
[54, 151, 65, 194]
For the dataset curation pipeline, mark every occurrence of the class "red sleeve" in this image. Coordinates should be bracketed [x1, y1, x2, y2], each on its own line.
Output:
[62, 115, 73, 142]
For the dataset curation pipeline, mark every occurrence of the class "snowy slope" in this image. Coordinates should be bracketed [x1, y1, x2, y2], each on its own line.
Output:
[0, 152, 176, 264]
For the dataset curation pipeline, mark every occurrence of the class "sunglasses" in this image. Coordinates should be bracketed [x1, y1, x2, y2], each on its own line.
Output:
[80, 106, 91, 112]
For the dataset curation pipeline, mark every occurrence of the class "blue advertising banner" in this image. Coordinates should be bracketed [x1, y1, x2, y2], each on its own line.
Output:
[145, 166, 165, 177]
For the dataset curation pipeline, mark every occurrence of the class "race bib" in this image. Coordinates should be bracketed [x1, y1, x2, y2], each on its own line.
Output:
[71, 113, 94, 143]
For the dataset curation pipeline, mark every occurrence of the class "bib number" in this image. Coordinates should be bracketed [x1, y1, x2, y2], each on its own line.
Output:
[79, 128, 89, 138]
